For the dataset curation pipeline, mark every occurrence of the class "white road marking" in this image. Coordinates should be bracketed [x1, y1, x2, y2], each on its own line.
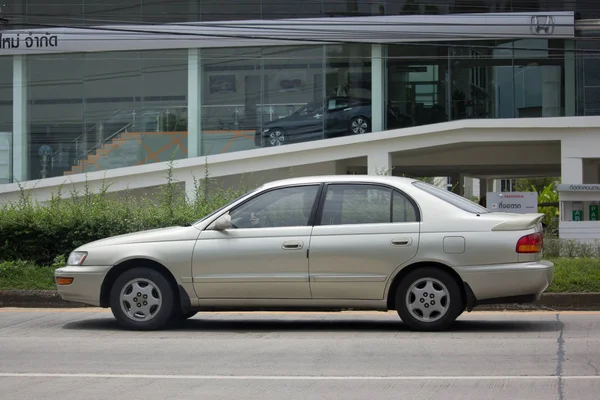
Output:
[0, 373, 599, 381]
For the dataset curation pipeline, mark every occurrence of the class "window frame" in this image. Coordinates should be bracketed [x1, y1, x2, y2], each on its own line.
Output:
[313, 182, 421, 226]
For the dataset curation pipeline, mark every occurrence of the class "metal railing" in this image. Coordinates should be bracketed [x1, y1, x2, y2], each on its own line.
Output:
[74, 122, 133, 164]
[62, 101, 311, 172]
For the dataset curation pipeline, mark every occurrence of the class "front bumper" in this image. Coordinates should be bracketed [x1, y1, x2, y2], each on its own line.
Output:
[54, 265, 113, 307]
[455, 260, 554, 303]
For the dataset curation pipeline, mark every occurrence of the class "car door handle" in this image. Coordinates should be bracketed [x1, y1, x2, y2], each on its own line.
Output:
[282, 240, 304, 250]
[391, 238, 412, 246]
[343, 108, 353, 111]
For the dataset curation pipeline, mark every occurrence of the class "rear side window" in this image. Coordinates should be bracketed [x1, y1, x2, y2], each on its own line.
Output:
[393, 190, 419, 222]
[321, 184, 391, 225]
[319, 184, 419, 225]
[412, 181, 489, 214]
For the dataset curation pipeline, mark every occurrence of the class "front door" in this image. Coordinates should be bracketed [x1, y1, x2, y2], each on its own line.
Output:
[309, 183, 421, 300]
[192, 184, 321, 299]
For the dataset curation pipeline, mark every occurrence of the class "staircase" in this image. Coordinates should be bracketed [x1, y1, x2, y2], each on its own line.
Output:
[64, 130, 189, 176]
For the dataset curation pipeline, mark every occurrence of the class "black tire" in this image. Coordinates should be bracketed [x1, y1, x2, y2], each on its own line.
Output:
[182, 311, 198, 319]
[266, 128, 286, 147]
[395, 267, 464, 332]
[349, 116, 371, 135]
[109, 267, 176, 331]
[172, 310, 198, 321]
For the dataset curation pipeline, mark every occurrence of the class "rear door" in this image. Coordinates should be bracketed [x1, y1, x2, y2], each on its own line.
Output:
[308, 183, 421, 300]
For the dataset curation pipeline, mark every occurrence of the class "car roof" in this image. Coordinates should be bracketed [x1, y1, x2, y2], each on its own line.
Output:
[260, 174, 418, 190]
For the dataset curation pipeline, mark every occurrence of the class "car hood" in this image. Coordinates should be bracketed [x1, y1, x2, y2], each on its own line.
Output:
[78, 225, 200, 250]
[262, 114, 299, 128]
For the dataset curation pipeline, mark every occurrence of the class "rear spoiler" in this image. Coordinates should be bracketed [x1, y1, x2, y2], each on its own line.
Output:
[491, 213, 546, 232]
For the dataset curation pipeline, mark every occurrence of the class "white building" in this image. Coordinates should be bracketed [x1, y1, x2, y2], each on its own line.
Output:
[0, 3, 599, 241]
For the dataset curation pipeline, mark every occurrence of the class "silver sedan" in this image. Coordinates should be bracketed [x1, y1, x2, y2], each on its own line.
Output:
[55, 175, 554, 331]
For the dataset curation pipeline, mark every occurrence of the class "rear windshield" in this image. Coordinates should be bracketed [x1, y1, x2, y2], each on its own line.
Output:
[412, 181, 490, 214]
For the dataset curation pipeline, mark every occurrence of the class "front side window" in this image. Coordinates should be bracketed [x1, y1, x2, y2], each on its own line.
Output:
[229, 185, 320, 228]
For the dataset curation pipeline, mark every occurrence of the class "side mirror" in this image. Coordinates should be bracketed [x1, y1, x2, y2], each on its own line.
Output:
[210, 214, 232, 231]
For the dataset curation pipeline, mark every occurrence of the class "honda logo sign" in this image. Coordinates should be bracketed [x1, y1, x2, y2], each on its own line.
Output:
[531, 15, 555, 35]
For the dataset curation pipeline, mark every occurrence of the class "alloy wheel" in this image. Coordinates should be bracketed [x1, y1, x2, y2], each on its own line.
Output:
[405, 277, 450, 323]
[268, 130, 285, 146]
[119, 278, 163, 322]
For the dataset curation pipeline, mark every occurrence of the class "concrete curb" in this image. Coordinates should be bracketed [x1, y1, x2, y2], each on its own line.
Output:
[1, 290, 600, 310]
[0, 290, 90, 308]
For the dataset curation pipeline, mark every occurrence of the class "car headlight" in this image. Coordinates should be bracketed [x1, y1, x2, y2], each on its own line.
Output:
[67, 251, 88, 266]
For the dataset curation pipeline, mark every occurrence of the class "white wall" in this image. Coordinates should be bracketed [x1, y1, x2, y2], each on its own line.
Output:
[2, 116, 598, 206]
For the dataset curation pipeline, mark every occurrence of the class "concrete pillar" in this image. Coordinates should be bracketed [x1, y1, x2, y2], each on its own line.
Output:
[463, 176, 474, 199]
[367, 150, 392, 175]
[449, 173, 464, 196]
[479, 178, 488, 198]
[542, 66, 562, 117]
[187, 49, 203, 158]
[564, 40, 576, 116]
[371, 44, 385, 133]
[334, 159, 348, 175]
[562, 157, 583, 184]
[12, 55, 27, 183]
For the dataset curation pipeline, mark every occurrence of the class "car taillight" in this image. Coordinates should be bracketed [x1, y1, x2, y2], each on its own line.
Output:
[516, 232, 543, 253]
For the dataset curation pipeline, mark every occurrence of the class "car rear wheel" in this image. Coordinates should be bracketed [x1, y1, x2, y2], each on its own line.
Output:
[267, 129, 286, 146]
[395, 267, 464, 331]
[349, 116, 370, 134]
[109, 267, 176, 331]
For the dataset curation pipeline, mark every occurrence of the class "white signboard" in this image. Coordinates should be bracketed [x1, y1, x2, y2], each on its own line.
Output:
[486, 192, 538, 214]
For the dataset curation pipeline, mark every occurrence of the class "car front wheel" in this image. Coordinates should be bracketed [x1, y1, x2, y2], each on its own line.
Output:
[395, 267, 464, 331]
[349, 116, 370, 134]
[109, 267, 176, 331]
[267, 129, 286, 146]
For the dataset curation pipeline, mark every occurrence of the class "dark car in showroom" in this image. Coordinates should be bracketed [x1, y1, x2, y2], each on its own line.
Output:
[255, 97, 410, 147]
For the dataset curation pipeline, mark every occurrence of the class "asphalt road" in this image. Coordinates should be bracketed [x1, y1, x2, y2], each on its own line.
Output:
[0, 309, 599, 400]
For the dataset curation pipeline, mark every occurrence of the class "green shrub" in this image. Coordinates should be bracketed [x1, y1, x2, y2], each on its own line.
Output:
[0, 161, 251, 265]
[0, 260, 57, 290]
[547, 257, 600, 293]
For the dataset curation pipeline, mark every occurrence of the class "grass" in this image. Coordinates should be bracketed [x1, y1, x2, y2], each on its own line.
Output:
[0, 261, 57, 291]
[546, 257, 600, 293]
[1, 257, 600, 293]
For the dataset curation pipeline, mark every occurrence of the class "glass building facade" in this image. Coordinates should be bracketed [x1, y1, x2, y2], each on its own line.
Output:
[3, 1, 600, 25]
[0, 2, 599, 183]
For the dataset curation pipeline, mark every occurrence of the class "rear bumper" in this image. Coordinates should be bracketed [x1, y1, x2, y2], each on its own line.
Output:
[54, 265, 112, 307]
[455, 260, 554, 306]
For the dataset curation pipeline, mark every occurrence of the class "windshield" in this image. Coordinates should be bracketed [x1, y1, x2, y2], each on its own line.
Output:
[294, 101, 323, 116]
[412, 181, 490, 214]
[192, 187, 261, 225]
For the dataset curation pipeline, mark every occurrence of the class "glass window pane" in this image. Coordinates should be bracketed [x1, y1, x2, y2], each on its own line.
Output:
[325, 44, 372, 137]
[0, 57, 12, 184]
[83, 1, 141, 24]
[386, 43, 449, 130]
[28, 53, 85, 181]
[229, 185, 320, 228]
[25, 49, 187, 181]
[413, 181, 489, 214]
[387, 39, 566, 128]
[140, 50, 188, 161]
[203, 46, 323, 152]
[392, 190, 418, 223]
[321, 184, 391, 225]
